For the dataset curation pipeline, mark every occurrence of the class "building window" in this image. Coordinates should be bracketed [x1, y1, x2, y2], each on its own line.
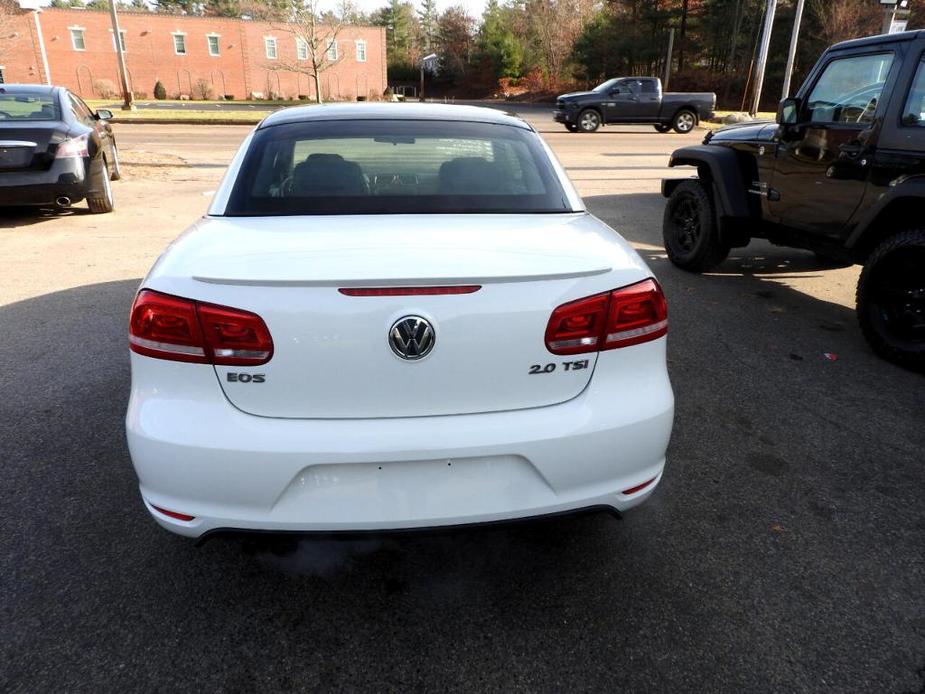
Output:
[111, 30, 127, 52]
[207, 34, 220, 57]
[172, 33, 187, 55]
[265, 37, 278, 60]
[296, 38, 308, 61]
[355, 40, 366, 63]
[326, 39, 337, 61]
[70, 28, 86, 52]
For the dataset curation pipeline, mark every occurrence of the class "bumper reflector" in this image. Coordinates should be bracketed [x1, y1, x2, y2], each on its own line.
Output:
[151, 505, 195, 522]
[622, 477, 657, 495]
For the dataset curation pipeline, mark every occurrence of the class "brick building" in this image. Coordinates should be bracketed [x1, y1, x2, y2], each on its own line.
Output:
[0, 5, 386, 101]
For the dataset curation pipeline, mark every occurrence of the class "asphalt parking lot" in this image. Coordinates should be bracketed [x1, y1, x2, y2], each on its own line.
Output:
[2, 106, 923, 693]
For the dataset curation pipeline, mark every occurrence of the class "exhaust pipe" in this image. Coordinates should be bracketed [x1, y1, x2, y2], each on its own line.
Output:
[55, 196, 71, 208]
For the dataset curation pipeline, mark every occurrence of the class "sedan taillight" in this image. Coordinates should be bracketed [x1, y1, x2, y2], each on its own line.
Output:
[129, 289, 273, 366]
[55, 134, 89, 159]
[545, 279, 667, 355]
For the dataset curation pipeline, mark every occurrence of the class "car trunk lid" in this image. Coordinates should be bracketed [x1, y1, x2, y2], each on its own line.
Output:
[148, 214, 650, 418]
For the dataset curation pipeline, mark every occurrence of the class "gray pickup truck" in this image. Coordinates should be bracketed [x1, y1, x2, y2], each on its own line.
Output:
[554, 77, 716, 133]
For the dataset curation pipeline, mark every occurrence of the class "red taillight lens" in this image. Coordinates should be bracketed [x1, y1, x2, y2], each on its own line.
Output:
[604, 279, 668, 349]
[545, 292, 609, 354]
[129, 290, 207, 363]
[339, 285, 481, 296]
[545, 279, 667, 355]
[129, 289, 273, 366]
[55, 134, 89, 159]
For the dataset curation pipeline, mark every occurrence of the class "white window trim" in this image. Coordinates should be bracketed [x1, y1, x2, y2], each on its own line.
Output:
[172, 31, 187, 56]
[355, 39, 366, 63]
[296, 37, 308, 61]
[207, 33, 221, 57]
[109, 29, 127, 53]
[264, 36, 278, 60]
[69, 26, 86, 52]
[326, 39, 337, 62]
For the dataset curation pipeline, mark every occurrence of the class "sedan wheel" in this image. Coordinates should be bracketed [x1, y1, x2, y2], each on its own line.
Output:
[672, 110, 697, 134]
[87, 159, 114, 214]
[578, 109, 601, 133]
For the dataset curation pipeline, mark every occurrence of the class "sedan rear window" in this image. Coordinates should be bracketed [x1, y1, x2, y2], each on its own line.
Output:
[225, 119, 570, 215]
[0, 93, 60, 121]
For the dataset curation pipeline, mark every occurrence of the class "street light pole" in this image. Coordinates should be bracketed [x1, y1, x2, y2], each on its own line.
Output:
[108, 0, 135, 110]
[781, 0, 804, 98]
[881, 1, 898, 34]
[419, 52, 436, 102]
[750, 0, 777, 116]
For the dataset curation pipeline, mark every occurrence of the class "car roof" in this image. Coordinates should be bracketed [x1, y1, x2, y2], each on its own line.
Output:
[0, 84, 60, 96]
[830, 29, 925, 51]
[258, 102, 532, 130]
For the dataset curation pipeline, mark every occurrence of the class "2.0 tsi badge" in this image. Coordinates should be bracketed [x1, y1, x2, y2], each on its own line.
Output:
[389, 316, 435, 360]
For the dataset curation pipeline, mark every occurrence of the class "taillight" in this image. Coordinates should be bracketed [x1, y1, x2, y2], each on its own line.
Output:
[129, 289, 273, 365]
[55, 134, 89, 159]
[545, 279, 667, 355]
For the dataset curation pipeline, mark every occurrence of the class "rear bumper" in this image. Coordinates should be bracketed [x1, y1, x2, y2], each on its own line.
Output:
[0, 157, 90, 206]
[126, 341, 674, 538]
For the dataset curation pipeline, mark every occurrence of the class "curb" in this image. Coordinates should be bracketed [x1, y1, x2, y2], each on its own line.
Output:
[110, 118, 263, 125]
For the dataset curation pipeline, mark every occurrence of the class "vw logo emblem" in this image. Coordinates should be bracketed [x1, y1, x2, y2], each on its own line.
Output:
[389, 316, 435, 361]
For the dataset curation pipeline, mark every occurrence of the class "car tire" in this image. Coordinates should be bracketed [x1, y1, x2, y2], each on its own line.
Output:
[856, 229, 925, 372]
[663, 179, 730, 272]
[577, 109, 601, 133]
[654, 124, 671, 133]
[109, 145, 122, 181]
[672, 109, 697, 134]
[87, 158, 114, 214]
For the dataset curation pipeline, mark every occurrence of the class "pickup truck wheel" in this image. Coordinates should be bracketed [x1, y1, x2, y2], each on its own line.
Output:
[672, 109, 697, 134]
[578, 109, 601, 133]
[654, 124, 671, 133]
[856, 229, 925, 372]
[663, 180, 730, 272]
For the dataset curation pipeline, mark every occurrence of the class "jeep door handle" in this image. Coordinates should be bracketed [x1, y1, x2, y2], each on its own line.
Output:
[839, 142, 863, 159]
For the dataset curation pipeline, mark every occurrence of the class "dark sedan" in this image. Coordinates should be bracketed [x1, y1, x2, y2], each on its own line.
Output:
[0, 84, 119, 213]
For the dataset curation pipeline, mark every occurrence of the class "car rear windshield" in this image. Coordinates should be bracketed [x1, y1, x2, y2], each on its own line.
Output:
[224, 119, 572, 215]
[0, 93, 60, 121]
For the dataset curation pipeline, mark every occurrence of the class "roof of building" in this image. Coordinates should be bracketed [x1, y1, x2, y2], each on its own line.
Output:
[258, 102, 532, 130]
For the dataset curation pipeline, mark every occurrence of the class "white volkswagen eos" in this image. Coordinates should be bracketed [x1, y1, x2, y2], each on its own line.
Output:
[126, 104, 674, 539]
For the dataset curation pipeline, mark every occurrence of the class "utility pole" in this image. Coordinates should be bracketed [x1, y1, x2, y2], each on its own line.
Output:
[781, 0, 805, 98]
[750, 0, 777, 116]
[664, 28, 675, 90]
[30, 10, 51, 85]
[881, 0, 898, 35]
[108, 0, 135, 110]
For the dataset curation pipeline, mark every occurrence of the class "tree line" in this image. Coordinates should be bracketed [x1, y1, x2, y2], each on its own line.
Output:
[44, 0, 924, 108]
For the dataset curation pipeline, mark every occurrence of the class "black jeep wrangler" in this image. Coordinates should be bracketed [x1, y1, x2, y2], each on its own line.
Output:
[661, 31, 925, 371]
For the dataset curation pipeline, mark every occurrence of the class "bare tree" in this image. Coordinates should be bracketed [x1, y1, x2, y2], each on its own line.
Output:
[267, 0, 345, 104]
[810, 0, 880, 46]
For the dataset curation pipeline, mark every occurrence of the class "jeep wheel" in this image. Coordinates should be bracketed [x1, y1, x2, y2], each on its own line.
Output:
[856, 229, 925, 372]
[663, 180, 730, 272]
[672, 109, 697, 134]
[654, 124, 671, 133]
[578, 109, 601, 133]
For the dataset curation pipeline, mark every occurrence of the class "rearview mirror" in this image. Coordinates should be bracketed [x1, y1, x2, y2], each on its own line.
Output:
[96, 109, 113, 120]
[777, 97, 801, 125]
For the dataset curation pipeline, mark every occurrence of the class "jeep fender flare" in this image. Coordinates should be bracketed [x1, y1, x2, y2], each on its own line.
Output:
[847, 175, 925, 257]
[661, 145, 750, 220]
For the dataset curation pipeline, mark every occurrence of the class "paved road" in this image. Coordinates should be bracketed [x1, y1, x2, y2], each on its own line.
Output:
[1, 113, 923, 693]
